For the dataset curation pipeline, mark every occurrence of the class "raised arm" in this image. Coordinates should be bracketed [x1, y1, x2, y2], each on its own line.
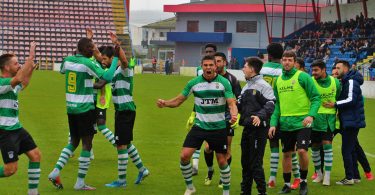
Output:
[86, 28, 103, 63]
[20, 41, 37, 89]
[110, 31, 128, 69]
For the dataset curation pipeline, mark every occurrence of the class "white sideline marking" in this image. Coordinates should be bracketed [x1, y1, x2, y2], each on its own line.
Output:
[365, 152, 375, 158]
[333, 144, 375, 158]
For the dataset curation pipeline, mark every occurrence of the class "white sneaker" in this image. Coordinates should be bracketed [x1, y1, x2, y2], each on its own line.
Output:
[74, 183, 96, 190]
[313, 174, 323, 183]
[323, 175, 330, 186]
[336, 178, 354, 185]
[184, 186, 196, 195]
[354, 179, 361, 183]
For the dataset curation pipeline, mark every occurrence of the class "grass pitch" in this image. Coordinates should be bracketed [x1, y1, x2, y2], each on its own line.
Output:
[0, 71, 374, 195]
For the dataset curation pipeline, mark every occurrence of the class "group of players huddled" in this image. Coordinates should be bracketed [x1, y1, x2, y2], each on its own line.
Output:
[0, 29, 372, 195]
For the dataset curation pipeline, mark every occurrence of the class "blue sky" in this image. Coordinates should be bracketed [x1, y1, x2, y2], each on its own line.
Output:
[131, 0, 190, 11]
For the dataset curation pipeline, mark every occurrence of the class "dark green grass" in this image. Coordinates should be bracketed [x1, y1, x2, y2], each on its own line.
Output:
[0, 71, 374, 194]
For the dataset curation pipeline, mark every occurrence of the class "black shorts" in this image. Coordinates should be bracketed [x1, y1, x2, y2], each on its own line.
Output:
[226, 121, 234, 137]
[68, 110, 96, 138]
[281, 128, 311, 152]
[183, 126, 228, 154]
[0, 128, 37, 164]
[95, 107, 107, 121]
[115, 110, 135, 145]
[311, 130, 334, 144]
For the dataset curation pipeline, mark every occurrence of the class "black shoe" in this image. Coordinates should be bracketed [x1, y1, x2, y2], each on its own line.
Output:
[299, 181, 308, 195]
[192, 167, 198, 176]
[207, 170, 214, 179]
[278, 184, 291, 194]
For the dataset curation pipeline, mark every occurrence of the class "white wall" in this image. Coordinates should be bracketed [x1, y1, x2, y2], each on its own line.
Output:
[130, 24, 143, 46]
[176, 13, 269, 49]
[321, 1, 375, 22]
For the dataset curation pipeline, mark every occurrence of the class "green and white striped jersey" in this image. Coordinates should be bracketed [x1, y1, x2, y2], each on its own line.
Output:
[60, 54, 105, 114]
[260, 61, 283, 87]
[182, 75, 235, 130]
[112, 67, 136, 111]
[0, 78, 22, 131]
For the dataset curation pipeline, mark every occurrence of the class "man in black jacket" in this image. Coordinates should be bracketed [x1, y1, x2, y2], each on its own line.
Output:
[239, 57, 275, 195]
[324, 60, 366, 185]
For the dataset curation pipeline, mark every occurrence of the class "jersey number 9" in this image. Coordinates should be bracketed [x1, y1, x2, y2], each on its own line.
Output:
[68, 72, 77, 93]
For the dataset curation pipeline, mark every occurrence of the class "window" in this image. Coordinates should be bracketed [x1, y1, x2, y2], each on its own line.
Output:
[187, 21, 199, 32]
[214, 21, 227, 32]
[236, 21, 257, 33]
[159, 32, 165, 37]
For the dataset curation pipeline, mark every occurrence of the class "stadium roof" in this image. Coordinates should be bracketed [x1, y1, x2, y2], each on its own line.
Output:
[142, 17, 176, 29]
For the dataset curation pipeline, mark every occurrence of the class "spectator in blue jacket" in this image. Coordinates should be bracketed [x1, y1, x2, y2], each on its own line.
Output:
[324, 60, 366, 185]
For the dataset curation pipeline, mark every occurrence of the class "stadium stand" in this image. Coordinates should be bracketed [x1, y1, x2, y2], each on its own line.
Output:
[284, 15, 375, 74]
[0, 0, 132, 70]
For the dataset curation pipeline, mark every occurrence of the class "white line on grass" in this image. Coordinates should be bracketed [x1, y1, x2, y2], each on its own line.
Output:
[333, 143, 375, 158]
[365, 152, 375, 158]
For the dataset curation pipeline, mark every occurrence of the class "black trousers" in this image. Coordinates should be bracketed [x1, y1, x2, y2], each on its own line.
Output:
[341, 128, 360, 179]
[355, 140, 371, 173]
[241, 127, 267, 195]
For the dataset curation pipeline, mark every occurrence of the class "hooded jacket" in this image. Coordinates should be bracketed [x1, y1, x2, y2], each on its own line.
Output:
[336, 70, 366, 130]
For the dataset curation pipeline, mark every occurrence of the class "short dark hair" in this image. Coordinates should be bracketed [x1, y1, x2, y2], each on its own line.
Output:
[214, 52, 227, 62]
[335, 60, 350, 69]
[98, 45, 107, 53]
[296, 57, 305, 68]
[101, 46, 115, 58]
[205, 43, 217, 52]
[267, 43, 284, 59]
[201, 55, 215, 64]
[77, 38, 93, 57]
[311, 59, 326, 70]
[245, 57, 263, 74]
[282, 50, 297, 61]
[0, 54, 15, 69]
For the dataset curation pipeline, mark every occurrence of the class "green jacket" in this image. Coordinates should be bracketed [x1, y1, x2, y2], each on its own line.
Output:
[270, 68, 321, 131]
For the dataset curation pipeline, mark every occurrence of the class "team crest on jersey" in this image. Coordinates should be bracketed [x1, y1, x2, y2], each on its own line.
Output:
[291, 80, 296, 85]
[216, 83, 219, 89]
[252, 89, 257, 95]
[8, 151, 14, 159]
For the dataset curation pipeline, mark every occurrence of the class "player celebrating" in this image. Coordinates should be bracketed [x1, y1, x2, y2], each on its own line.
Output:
[157, 55, 238, 195]
[0, 42, 40, 195]
[48, 37, 119, 190]
[204, 52, 241, 187]
[102, 35, 150, 188]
